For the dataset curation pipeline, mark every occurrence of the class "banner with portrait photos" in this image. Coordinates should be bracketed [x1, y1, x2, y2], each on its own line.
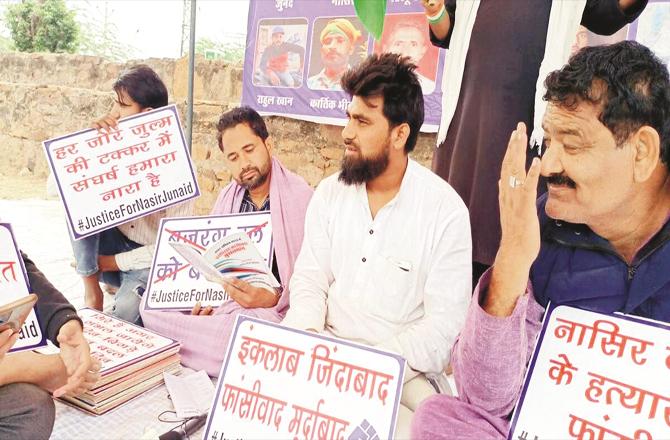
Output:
[241, 0, 447, 132]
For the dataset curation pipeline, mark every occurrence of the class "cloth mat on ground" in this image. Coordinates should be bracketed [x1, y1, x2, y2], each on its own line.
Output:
[51, 368, 213, 440]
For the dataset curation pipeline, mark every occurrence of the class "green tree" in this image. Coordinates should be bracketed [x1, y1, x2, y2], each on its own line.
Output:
[0, 34, 15, 52]
[4, 0, 79, 53]
[75, 1, 135, 62]
[195, 37, 244, 64]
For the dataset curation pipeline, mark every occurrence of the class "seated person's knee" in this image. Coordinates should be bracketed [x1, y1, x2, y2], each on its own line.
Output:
[0, 383, 56, 440]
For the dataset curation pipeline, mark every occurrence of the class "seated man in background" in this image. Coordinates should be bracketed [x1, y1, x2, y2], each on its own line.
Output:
[412, 41, 670, 439]
[0, 253, 99, 439]
[282, 53, 472, 437]
[72, 65, 191, 324]
[141, 106, 313, 377]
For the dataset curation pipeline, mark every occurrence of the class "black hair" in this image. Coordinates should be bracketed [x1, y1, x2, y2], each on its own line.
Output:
[340, 52, 424, 153]
[216, 106, 269, 152]
[544, 40, 670, 164]
[113, 64, 168, 109]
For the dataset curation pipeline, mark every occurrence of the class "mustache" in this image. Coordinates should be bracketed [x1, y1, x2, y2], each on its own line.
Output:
[239, 166, 260, 177]
[343, 139, 358, 149]
[546, 173, 576, 188]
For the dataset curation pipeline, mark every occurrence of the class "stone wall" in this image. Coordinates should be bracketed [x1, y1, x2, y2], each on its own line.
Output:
[0, 52, 436, 213]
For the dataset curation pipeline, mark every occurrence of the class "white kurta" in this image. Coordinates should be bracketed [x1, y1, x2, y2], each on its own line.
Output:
[283, 159, 472, 374]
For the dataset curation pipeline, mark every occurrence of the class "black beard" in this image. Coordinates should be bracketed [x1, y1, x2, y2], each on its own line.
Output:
[237, 165, 270, 190]
[338, 143, 390, 185]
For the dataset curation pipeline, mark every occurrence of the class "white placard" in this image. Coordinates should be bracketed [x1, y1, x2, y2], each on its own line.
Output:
[43, 105, 199, 240]
[0, 223, 46, 352]
[509, 305, 670, 440]
[144, 212, 274, 311]
[202, 316, 406, 440]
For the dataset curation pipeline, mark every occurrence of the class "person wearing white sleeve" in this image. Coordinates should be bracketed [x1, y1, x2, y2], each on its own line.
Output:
[281, 53, 471, 437]
[71, 65, 193, 324]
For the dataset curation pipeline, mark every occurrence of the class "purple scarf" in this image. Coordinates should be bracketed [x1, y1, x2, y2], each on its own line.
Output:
[210, 156, 313, 313]
[141, 157, 313, 376]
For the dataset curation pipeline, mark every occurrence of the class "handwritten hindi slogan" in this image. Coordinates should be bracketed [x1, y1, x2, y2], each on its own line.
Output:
[144, 212, 274, 311]
[508, 305, 670, 440]
[203, 316, 405, 440]
[0, 223, 46, 352]
[43, 105, 199, 240]
[78, 308, 178, 373]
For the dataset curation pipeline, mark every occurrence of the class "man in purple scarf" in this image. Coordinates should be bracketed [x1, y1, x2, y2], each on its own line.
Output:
[141, 107, 313, 376]
[412, 41, 670, 439]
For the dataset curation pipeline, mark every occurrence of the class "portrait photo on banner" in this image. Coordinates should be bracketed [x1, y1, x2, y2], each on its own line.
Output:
[372, 13, 439, 95]
[306, 16, 369, 92]
[253, 18, 308, 89]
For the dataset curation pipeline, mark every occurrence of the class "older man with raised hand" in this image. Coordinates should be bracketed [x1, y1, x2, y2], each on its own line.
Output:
[283, 53, 472, 437]
[422, 0, 647, 288]
[412, 40, 670, 439]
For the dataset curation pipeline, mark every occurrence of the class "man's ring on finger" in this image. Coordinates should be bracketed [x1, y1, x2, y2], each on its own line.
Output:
[508, 175, 523, 188]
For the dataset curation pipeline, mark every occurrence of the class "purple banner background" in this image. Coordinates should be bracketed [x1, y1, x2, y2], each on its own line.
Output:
[241, 0, 446, 132]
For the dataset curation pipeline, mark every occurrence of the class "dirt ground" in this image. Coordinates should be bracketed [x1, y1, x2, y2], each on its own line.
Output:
[0, 175, 49, 199]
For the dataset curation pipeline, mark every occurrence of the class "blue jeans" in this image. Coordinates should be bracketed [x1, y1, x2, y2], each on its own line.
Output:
[72, 227, 147, 325]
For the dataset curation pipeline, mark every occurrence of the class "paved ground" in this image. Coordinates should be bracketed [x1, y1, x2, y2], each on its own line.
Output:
[0, 197, 87, 308]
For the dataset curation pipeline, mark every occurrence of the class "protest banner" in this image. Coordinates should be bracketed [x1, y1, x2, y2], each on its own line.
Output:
[43, 105, 199, 240]
[0, 223, 46, 352]
[508, 305, 670, 440]
[241, 0, 446, 132]
[144, 212, 274, 311]
[203, 316, 405, 440]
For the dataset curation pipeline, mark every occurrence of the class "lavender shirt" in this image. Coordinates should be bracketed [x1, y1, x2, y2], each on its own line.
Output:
[411, 269, 544, 439]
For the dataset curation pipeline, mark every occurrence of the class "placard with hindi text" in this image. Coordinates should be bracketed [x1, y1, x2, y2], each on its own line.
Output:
[202, 316, 405, 440]
[43, 105, 199, 240]
[144, 212, 274, 311]
[508, 305, 670, 440]
[0, 223, 47, 352]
